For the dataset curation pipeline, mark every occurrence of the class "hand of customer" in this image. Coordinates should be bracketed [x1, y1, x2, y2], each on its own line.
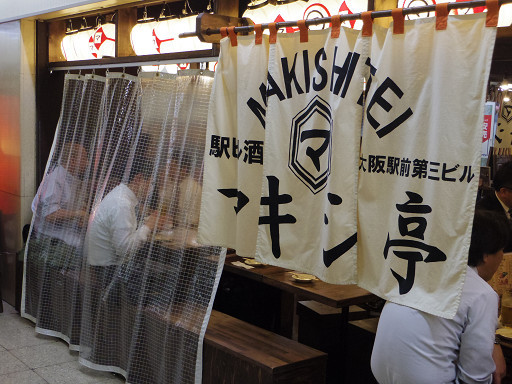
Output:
[144, 212, 158, 231]
[493, 344, 506, 384]
[156, 214, 172, 231]
[144, 212, 172, 231]
[75, 209, 89, 227]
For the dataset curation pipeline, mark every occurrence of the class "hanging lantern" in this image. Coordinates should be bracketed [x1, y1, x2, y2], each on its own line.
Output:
[130, 7, 159, 56]
[88, 34, 101, 59]
[61, 19, 98, 61]
[61, 20, 79, 61]
[163, 63, 190, 73]
[335, 0, 367, 29]
[452, 0, 512, 25]
[74, 28, 97, 60]
[140, 65, 160, 72]
[301, 0, 367, 30]
[154, 15, 211, 54]
[243, 0, 368, 32]
[61, 33, 78, 61]
[131, 14, 211, 56]
[178, 15, 212, 52]
[153, 17, 178, 53]
[130, 20, 160, 55]
[273, 0, 305, 33]
[499, 4, 512, 26]
[400, 0, 468, 18]
[400, 0, 436, 19]
[93, 22, 116, 58]
[302, 2, 332, 30]
[401, 0, 510, 23]
[243, 1, 277, 26]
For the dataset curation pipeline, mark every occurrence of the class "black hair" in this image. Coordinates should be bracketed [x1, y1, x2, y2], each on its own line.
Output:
[493, 161, 512, 191]
[128, 156, 154, 183]
[468, 210, 510, 267]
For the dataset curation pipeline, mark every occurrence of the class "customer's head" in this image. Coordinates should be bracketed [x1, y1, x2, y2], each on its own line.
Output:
[127, 158, 154, 201]
[468, 210, 510, 281]
[60, 142, 88, 178]
[494, 161, 512, 208]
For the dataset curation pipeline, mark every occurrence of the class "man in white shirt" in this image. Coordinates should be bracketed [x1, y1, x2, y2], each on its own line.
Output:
[82, 160, 166, 365]
[31, 142, 89, 266]
[25, 142, 89, 345]
[371, 210, 509, 384]
[87, 164, 162, 267]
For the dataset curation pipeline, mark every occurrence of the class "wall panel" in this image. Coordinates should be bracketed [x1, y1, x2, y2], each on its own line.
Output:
[0, 21, 22, 305]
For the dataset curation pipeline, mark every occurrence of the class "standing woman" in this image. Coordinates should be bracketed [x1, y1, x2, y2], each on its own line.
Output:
[371, 210, 509, 384]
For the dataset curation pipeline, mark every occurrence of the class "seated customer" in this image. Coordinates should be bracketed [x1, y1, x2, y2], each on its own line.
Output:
[82, 160, 167, 369]
[25, 141, 89, 346]
[371, 210, 509, 384]
[87, 161, 164, 267]
[476, 161, 512, 251]
[31, 142, 89, 268]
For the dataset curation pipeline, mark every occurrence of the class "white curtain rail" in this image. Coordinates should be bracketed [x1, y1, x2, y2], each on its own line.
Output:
[179, 0, 512, 38]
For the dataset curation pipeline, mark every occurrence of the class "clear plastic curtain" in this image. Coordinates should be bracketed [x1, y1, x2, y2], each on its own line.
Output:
[22, 73, 105, 348]
[23, 70, 223, 384]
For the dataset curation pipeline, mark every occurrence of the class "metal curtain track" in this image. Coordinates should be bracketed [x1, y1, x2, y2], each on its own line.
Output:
[179, 0, 512, 38]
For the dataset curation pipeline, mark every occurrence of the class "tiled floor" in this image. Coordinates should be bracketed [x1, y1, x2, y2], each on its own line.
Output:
[0, 301, 124, 384]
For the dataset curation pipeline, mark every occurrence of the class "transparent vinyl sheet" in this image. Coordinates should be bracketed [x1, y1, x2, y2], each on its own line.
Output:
[23, 70, 223, 384]
[22, 74, 106, 349]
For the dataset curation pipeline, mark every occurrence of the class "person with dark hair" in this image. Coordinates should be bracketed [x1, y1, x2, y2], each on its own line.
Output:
[476, 161, 512, 251]
[25, 142, 89, 345]
[86, 159, 164, 267]
[371, 210, 509, 384]
[82, 158, 167, 366]
[31, 142, 89, 261]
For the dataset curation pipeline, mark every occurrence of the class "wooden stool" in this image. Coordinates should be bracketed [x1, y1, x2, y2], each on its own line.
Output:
[203, 310, 327, 384]
[296, 301, 379, 384]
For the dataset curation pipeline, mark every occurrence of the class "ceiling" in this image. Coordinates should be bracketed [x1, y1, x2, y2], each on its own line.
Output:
[491, 26, 512, 82]
[27, 0, 182, 21]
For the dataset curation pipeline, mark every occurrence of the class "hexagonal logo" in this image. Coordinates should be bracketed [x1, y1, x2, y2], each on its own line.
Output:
[503, 104, 512, 123]
[288, 96, 333, 194]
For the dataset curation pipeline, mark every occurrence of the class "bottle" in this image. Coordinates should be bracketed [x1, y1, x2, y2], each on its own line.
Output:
[501, 289, 512, 327]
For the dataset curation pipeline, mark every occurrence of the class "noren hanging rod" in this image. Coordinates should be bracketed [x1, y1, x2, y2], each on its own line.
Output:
[179, 0, 511, 38]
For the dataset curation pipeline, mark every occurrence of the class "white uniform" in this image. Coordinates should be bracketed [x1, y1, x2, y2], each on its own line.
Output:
[32, 165, 84, 248]
[86, 183, 150, 266]
[371, 266, 497, 384]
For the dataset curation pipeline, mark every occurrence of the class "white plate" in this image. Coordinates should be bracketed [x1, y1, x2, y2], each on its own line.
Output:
[244, 258, 265, 267]
[291, 273, 316, 283]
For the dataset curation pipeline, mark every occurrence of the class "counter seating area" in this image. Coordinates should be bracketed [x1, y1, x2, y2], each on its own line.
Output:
[214, 252, 383, 383]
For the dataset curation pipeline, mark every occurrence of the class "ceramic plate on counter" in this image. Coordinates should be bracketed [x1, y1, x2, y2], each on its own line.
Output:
[291, 273, 316, 283]
[244, 258, 265, 267]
